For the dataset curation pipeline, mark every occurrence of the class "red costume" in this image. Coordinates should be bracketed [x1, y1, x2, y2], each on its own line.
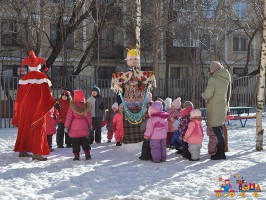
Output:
[12, 51, 55, 155]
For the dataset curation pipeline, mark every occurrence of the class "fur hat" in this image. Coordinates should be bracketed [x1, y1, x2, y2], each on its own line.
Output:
[61, 90, 71, 100]
[151, 101, 163, 112]
[183, 101, 194, 109]
[92, 85, 100, 94]
[172, 97, 181, 109]
[209, 61, 224, 73]
[190, 109, 202, 118]
[74, 90, 85, 102]
[112, 102, 119, 109]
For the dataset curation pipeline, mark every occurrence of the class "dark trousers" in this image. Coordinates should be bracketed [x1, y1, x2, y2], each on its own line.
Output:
[47, 135, 53, 149]
[182, 142, 191, 159]
[72, 137, 91, 153]
[88, 117, 103, 143]
[56, 123, 71, 147]
[212, 126, 225, 147]
[139, 139, 152, 160]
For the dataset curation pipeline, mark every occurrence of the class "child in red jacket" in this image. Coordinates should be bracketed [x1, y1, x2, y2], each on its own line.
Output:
[56, 90, 72, 148]
[45, 107, 59, 152]
[113, 103, 124, 146]
[64, 90, 92, 161]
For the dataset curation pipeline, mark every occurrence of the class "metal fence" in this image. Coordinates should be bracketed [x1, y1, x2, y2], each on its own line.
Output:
[0, 74, 264, 128]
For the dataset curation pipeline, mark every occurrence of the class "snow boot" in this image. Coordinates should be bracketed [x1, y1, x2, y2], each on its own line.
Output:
[32, 154, 47, 161]
[84, 150, 91, 160]
[19, 152, 32, 157]
[211, 145, 226, 160]
[73, 152, 80, 161]
[116, 142, 122, 146]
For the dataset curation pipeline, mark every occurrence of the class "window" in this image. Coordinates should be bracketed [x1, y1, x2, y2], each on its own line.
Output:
[100, 28, 115, 47]
[51, 65, 74, 78]
[173, 28, 198, 47]
[202, 0, 218, 18]
[50, 24, 74, 47]
[202, 33, 214, 51]
[233, 35, 247, 52]
[2, 65, 22, 89]
[50, 0, 60, 3]
[173, 0, 193, 11]
[170, 67, 181, 79]
[141, 66, 153, 72]
[1, 22, 18, 46]
[233, 2, 248, 19]
[142, 0, 153, 14]
[97, 66, 116, 80]
[50, 24, 57, 46]
[233, 67, 244, 77]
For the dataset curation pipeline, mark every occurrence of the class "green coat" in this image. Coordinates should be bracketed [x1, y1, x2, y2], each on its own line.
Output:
[202, 69, 231, 127]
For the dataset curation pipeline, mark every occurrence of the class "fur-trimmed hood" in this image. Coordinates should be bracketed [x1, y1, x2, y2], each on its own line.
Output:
[69, 100, 90, 116]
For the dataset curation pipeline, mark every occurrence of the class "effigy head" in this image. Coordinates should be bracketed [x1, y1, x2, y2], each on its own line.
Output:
[125, 44, 140, 68]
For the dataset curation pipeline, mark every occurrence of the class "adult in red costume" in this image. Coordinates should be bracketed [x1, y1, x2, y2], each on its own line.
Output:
[12, 50, 56, 161]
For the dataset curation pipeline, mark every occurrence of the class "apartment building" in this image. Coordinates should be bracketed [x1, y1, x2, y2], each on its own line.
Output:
[0, 0, 262, 82]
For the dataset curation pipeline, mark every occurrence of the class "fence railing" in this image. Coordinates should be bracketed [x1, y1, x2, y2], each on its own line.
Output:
[0, 74, 264, 128]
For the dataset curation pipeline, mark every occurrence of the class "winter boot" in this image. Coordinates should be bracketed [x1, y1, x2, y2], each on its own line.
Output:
[73, 152, 80, 161]
[19, 152, 32, 157]
[211, 145, 226, 160]
[84, 150, 91, 160]
[32, 154, 47, 161]
[116, 142, 122, 146]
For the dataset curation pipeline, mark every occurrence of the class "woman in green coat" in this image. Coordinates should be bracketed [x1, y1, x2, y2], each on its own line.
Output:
[202, 61, 231, 160]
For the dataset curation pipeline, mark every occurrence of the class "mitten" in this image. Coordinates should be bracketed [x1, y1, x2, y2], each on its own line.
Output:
[54, 102, 61, 110]
[64, 127, 68, 133]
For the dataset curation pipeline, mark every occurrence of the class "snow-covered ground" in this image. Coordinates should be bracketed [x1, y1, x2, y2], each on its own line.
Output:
[0, 114, 266, 200]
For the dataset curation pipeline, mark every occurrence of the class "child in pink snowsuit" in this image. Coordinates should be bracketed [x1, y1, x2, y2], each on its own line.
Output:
[113, 103, 124, 146]
[144, 101, 169, 163]
[64, 90, 92, 161]
[183, 109, 204, 161]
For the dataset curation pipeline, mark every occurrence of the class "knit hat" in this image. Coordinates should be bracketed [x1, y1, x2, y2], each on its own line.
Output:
[172, 97, 181, 109]
[74, 90, 85, 102]
[183, 101, 194, 109]
[164, 98, 172, 109]
[92, 85, 100, 94]
[112, 102, 119, 109]
[61, 90, 71, 100]
[190, 109, 202, 118]
[209, 61, 224, 73]
[151, 101, 163, 112]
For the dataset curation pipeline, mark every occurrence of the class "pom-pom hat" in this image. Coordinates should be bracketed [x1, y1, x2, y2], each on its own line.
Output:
[172, 97, 182, 109]
[74, 90, 85, 102]
[92, 85, 100, 94]
[183, 101, 194, 109]
[190, 109, 202, 118]
[112, 102, 119, 109]
[151, 101, 163, 112]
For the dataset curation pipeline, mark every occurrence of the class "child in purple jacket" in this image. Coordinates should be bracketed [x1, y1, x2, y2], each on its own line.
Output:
[144, 101, 169, 163]
[64, 90, 92, 161]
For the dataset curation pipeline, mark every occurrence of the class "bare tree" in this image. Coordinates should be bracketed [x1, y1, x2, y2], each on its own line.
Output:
[256, 0, 265, 151]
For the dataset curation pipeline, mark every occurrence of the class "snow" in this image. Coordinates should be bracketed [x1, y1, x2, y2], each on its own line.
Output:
[0, 114, 266, 200]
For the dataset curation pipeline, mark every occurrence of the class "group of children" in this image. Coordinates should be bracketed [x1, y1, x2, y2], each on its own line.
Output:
[45, 86, 125, 161]
[45, 87, 227, 163]
[138, 97, 204, 162]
